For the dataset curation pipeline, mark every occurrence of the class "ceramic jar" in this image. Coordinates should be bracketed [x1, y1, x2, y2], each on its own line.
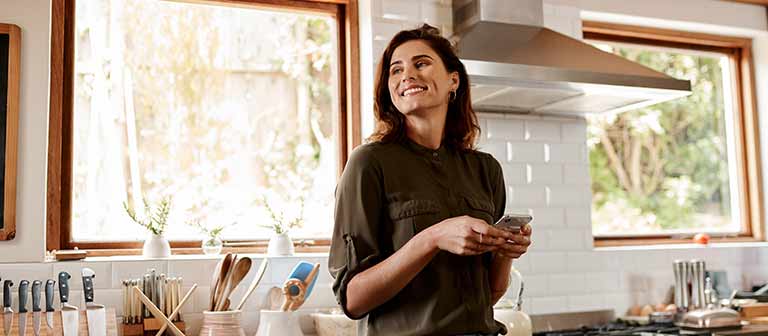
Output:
[199, 310, 246, 336]
[254, 310, 303, 336]
[266, 232, 295, 256]
[142, 233, 171, 258]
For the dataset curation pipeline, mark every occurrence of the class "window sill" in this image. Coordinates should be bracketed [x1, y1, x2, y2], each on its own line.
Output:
[45, 251, 331, 263]
[594, 240, 768, 252]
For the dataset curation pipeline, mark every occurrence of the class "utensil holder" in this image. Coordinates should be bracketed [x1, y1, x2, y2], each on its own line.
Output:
[199, 310, 246, 336]
[254, 310, 303, 336]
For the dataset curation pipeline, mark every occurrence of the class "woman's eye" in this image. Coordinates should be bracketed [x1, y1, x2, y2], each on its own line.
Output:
[416, 61, 428, 68]
[391, 68, 402, 74]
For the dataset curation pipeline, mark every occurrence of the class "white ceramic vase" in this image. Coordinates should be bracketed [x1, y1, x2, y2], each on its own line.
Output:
[255, 310, 303, 336]
[267, 232, 295, 256]
[143, 233, 171, 258]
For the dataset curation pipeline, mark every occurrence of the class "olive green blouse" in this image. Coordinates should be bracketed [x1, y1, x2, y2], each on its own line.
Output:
[328, 137, 508, 336]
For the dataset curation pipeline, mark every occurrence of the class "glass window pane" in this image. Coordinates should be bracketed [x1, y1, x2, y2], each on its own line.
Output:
[72, 0, 339, 242]
[586, 42, 740, 237]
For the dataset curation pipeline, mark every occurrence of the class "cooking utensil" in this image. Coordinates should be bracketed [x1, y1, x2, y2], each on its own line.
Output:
[83, 267, 106, 336]
[44, 280, 54, 330]
[58, 272, 78, 336]
[281, 262, 320, 311]
[31, 280, 41, 336]
[154, 284, 197, 336]
[236, 258, 269, 311]
[216, 256, 251, 311]
[132, 287, 184, 336]
[18, 280, 28, 336]
[211, 253, 234, 311]
[4, 280, 14, 336]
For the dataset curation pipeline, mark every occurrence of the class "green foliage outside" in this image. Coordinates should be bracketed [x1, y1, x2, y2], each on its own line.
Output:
[587, 44, 735, 235]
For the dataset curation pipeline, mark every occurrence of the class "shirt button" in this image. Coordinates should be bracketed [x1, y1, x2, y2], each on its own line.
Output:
[432, 152, 438, 157]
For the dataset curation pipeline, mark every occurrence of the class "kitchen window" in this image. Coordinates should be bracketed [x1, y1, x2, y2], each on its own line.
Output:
[583, 22, 762, 246]
[47, 0, 360, 254]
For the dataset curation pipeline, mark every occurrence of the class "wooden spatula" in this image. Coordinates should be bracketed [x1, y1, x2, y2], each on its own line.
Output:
[211, 253, 234, 311]
[235, 258, 269, 311]
[215, 256, 251, 311]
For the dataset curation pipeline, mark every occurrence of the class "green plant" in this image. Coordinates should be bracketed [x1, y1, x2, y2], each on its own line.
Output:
[188, 219, 227, 239]
[257, 195, 305, 235]
[123, 196, 172, 236]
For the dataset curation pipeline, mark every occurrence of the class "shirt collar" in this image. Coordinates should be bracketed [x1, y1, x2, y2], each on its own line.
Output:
[401, 136, 450, 158]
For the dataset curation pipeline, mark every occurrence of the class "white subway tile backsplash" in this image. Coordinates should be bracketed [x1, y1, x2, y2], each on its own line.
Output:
[380, 0, 420, 21]
[527, 164, 563, 185]
[481, 140, 509, 162]
[561, 120, 587, 143]
[584, 272, 620, 293]
[502, 163, 527, 185]
[568, 294, 607, 312]
[547, 229, 586, 251]
[549, 143, 586, 163]
[530, 207, 565, 228]
[419, 2, 451, 25]
[530, 296, 569, 314]
[547, 186, 590, 207]
[525, 121, 561, 142]
[563, 164, 590, 185]
[528, 252, 567, 274]
[548, 274, 586, 296]
[510, 185, 548, 207]
[565, 207, 591, 229]
[167, 259, 220, 289]
[509, 142, 547, 163]
[487, 119, 525, 141]
[523, 274, 549, 296]
[372, 20, 405, 41]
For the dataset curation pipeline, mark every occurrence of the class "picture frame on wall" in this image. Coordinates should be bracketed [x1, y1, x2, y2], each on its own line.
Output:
[0, 23, 20, 241]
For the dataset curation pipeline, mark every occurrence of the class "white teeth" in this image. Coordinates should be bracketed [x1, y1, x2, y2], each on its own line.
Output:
[402, 87, 425, 96]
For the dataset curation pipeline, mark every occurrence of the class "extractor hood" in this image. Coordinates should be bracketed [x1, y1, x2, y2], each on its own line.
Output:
[452, 0, 692, 115]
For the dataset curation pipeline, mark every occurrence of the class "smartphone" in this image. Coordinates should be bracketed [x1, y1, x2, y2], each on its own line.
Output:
[494, 214, 533, 233]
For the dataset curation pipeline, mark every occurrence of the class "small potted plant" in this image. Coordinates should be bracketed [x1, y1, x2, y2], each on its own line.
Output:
[258, 196, 305, 256]
[189, 219, 228, 255]
[123, 196, 172, 258]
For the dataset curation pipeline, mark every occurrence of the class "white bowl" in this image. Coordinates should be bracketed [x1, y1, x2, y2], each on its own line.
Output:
[311, 312, 357, 336]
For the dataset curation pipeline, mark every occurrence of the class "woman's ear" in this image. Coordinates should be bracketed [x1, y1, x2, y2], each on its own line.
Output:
[449, 71, 460, 92]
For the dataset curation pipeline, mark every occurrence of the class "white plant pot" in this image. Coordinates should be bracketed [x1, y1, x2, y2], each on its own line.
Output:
[143, 234, 171, 258]
[267, 233, 295, 256]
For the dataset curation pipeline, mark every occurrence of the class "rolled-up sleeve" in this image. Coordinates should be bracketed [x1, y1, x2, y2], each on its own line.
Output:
[328, 145, 384, 319]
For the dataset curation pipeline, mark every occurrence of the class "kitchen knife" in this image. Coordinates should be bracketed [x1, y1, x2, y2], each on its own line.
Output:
[44, 280, 55, 330]
[31, 280, 41, 336]
[4, 280, 14, 336]
[82, 268, 106, 336]
[18, 280, 28, 336]
[58, 272, 79, 336]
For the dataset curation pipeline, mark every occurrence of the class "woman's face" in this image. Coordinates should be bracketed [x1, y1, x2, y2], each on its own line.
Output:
[387, 40, 459, 117]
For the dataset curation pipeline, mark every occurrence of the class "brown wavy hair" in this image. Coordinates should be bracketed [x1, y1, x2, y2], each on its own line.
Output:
[366, 24, 480, 151]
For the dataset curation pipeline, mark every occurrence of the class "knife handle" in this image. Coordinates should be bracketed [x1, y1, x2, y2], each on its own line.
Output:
[45, 280, 55, 312]
[58, 272, 71, 304]
[3, 280, 13, 308]
[19, 280, 29, 313]
[82, 268, 95, 304]
[32, 280, 42, 312]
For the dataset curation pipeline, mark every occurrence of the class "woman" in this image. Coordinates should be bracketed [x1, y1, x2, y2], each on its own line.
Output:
[329, 24, 533, 336]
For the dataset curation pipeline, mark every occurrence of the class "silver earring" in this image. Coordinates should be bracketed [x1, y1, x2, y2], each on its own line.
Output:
[449, 91, 456, 102]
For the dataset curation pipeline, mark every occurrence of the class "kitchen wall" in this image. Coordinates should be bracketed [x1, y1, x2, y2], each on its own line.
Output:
[0, 0, 768, 335]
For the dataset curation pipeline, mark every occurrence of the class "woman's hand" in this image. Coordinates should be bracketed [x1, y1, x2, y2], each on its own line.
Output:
[425, 215, 516, 256]
[494, 223, 532, 259]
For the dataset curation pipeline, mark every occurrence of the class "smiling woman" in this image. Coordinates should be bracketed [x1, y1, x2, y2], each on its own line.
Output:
[328, 24, 532, 336]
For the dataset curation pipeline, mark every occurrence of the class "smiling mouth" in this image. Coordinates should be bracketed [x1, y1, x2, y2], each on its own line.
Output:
[401, 86, 427, 97]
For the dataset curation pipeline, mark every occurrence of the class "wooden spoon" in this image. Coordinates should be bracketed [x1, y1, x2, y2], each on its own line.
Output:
[211, 253, 233, 311]
[215, 256, 252, 311]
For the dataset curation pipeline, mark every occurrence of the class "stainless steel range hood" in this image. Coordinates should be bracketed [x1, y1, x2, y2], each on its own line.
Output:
[452, 0, 691, 115]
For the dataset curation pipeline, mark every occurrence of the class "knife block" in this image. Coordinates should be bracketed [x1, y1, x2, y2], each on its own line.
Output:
[120, 318, 186, 336]
[2, 308, 117, 336]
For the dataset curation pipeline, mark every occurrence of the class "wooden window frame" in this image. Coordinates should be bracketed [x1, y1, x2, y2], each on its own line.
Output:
[47, 0, 360, 256]
[583, 21, 764, 247]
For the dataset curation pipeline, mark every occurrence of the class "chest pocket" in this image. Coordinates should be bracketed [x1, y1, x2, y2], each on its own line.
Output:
[387, 199, 440, 250]
[463, 196, 495, 225]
